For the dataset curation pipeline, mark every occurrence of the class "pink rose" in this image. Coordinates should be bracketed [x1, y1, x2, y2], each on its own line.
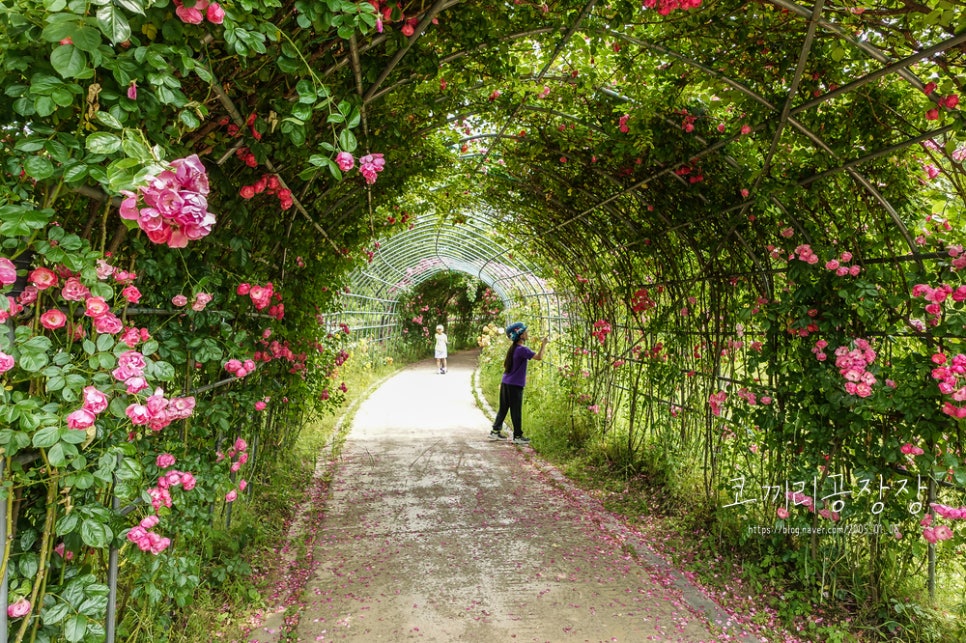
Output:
[17, 285, 38, 305]
[125, 376, 149, 394]
[176, 4, 204, 23]
[191, 292, 213, 311]
[82, 386, 109, 414]
[94, 313, 124, 334]
[0, 257, 17, 285]
[61, 277, 90, 301]
[66, 408, 96, 430]
[0, 351, 14, 373]
[96, 259, 115, 279]
[254, 400, 267, 411]
[225, 490, 238, 502]
[29, 266, 58, 290]
[206, 2, 225, 23]
[118, 351, 146, 371]
[126, 403, 149, 425]
[167, 396, 195, 419]
[40, 309, 67, 330]
[84, 296, 110, 318]
[335, 152, 355, 172]
[358, 153, 385, 185]
[171, 294, 188, 307]
[7, 598, 31, 619]
[122, 285, 142, 303]
[156, 453, 176, 469]
[777, 507, 789, 519]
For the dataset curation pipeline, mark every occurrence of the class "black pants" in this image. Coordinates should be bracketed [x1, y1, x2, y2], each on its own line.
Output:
[493, 383, 525, 438]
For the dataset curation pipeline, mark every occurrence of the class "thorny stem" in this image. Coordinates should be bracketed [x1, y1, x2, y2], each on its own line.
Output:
[13, 469, 57, 643]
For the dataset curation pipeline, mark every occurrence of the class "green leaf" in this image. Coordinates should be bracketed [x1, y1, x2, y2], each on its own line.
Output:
[338, 128, 357, 153]
[190, 337, 223, 363]
[80, 519, 112, 548]
[96, 333, 115, 353]
[50, 44, 88, 79]
[64, 614, 89, 643]
[296, 79, 316, 103]
[15, 138, 46, 152]
[96, 4, 131, 44]
[61, 428, 89, 444]
[62, 160, 89, 183]
[141, 339, 159, 356]
[19, 553, 39, 579]
[70, 25, 103, 53]
[94, 110, 123, 130]
[347, 107, 361, 128]
[78, 593, 108, 616]
[277, 56, 299, 74]
[147, 360, 175, 381]
[32, 426, 61, 448]
[115, 0, 146, 14]
[18, 336, 53, 372]
[46, 375, 66, 392]
[86, 132, 122, 155]
[42, 602, 70, 626]
[55, 512, 80, 536]
[179, 109, 201, 129]
[48, 442, 68, 468]
[24, 155, 55, 180]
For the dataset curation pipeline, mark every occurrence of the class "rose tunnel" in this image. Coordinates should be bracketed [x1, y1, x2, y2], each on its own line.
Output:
[2, 0, 965, 640]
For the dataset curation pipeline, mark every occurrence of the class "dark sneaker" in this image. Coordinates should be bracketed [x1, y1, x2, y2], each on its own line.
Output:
[512, 437, 531, 445]
[489, 430, 506, 440]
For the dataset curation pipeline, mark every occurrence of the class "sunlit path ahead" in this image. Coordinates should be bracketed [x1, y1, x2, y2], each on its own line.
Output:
[286, 350, 738, 642]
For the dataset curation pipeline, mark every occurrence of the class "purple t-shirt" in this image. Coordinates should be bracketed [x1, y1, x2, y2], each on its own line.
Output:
[502, 344, 536, 387]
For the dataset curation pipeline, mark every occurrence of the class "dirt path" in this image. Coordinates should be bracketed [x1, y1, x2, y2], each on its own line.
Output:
[254, 351, 750, 642]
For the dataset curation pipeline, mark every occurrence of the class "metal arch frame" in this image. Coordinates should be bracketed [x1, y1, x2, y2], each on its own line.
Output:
[343, 212, 556, 338]
[444, 25, 954, 275]
[327, 0, 963, 345]
[350, 2, 962, 277]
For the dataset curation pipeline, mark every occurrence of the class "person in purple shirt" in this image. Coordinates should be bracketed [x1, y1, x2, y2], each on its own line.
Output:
[490, 322, 548, 444]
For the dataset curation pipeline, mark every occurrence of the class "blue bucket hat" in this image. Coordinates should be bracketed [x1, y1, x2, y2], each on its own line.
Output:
[506, 322, 527, 341]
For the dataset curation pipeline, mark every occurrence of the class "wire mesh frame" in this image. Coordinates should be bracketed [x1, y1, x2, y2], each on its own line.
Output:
[340, 213, 560, 346]
[384, 4, 963, 279]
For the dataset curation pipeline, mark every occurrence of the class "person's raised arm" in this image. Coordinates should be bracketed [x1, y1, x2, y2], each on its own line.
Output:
[533, 336, 549, 361]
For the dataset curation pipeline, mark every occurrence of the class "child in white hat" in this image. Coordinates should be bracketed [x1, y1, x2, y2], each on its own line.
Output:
[435, 324, 448, 374]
